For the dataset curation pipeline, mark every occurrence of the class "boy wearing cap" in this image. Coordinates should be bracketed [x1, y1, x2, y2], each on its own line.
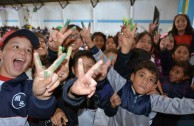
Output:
[0, 29, 65, 126]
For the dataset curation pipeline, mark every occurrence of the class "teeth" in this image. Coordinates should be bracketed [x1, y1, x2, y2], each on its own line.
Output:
[16, 58, 24, 62]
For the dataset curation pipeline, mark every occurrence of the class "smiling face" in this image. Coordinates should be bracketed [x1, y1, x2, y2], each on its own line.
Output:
[169, 65, 185, 83]
[175, 15, 187, 32]
[63, 29, 83, 52]
[35, 37, 47, 57]
[130, 68, 157, 95]
[0, 37, 33, 78]
[135, 34, 152, 52]
[172, 45, 189, 62]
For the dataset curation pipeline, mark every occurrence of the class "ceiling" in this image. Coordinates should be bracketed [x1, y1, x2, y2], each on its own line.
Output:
[0, 0, 130, 10]
[0, 0, 77, 6]
[0, 0, 128, 6]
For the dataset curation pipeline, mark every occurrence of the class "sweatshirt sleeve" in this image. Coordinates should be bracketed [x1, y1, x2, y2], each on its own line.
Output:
[114, 49, 132, 79]
[62, 78, 86, 107]
[104, 101, 118, 117]
[28, 94, 56, 118]
[107, 67, 127, 92]
[90, 46, 107, 62]
[151, 94, 194, 115]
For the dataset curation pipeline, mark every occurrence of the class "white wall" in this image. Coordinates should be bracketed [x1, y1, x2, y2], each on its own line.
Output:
[0, 0, 178, 35]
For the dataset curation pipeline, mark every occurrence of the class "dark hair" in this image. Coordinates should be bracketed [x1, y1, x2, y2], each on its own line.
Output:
[172, 43, 191, 55]
[34, 32, 47, 44]
[72, 50, 96, 68]
[173, 61, 192, 77]
[66, 24, 82, 32]
[169, 14, 193, 36]
[135, 31, 154, 52]
[92, 32, 106, 51]
[114, 32, 121, 46]
[133, 60, 159, 84]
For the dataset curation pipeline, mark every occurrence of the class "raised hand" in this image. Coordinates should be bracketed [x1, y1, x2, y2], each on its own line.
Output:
[33, 51, 67, 100]
[93, 56, 112, 81]
[160, 37, 170, 51]
[149, 21, 159, 33]
[56, 46, 72, 82]
[48, 19, 75, 51]
[153, 32, 160, 45]
[120, 23, 137, 54]
[51, 108, 68, 126]
[80, 21, 94, 49]
[110, 93, 121, 108]
[69, 58, 103, 98]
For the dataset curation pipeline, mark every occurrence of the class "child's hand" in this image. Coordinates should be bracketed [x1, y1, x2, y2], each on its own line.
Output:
[80, 22, 94, 49]
[160, 37, 169, 50]
[120, 24, 137, 54]
[48, 20, 74, 51]
[153, 33, 160, 45]
[51, 108, 68, 126]
[33, 52, 67, 100]
[57, 46, 72, 82]
[149, 21, 159, 33]
[110, 93, 121, 108]
[93, 57, 111, 81]
[69, 59, 103, 98]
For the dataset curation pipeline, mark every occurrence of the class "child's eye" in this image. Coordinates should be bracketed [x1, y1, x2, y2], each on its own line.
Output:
[140, 40, 145, 43]
[139, 73, 144, 77]
[13, 45, 19, 49]
[26, 49, 32, 53]
[149, 78, 156, 84]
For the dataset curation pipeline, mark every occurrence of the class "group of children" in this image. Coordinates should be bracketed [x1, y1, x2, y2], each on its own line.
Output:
[0, 13, 194, 126]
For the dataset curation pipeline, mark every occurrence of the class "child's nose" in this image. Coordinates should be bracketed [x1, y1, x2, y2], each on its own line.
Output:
[19, 49, 26, 55]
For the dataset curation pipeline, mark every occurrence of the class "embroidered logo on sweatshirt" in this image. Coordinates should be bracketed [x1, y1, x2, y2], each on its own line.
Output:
[12, 92, 26, 109]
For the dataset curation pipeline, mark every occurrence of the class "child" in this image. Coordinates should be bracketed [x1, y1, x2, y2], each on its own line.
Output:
[30, 47, 70, 126]
[26, 32, 48, 79]
[161, 43, 190, 76]
[152, 61, 194, 126]
[105, 35, 118, 50]
[169, 14, 194, 65]
[65, 59, 194, 126]
[0, 29, 66, 126]
[92, 32, 106, 51]
[105, 60, 194, 126]
[62, 50, 114, 126]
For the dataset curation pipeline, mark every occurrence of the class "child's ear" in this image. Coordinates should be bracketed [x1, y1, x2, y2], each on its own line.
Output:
[130, 73, 135, 81]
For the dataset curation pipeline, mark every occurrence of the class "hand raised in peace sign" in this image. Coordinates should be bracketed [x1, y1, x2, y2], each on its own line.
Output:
[69, 58, 103, 98]
[33, 51, 67, 100]
[48, 19, 75, 51]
